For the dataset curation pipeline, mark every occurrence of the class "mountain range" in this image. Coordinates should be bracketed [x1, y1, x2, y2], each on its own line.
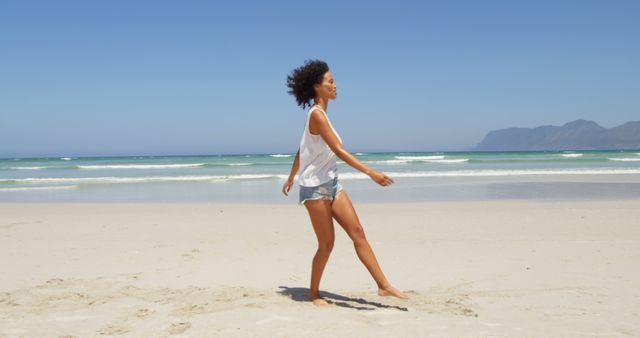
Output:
[473, 119, 640, 151]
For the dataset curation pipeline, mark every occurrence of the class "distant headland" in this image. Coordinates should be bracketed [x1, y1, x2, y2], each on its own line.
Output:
[473, 119, 640, 151]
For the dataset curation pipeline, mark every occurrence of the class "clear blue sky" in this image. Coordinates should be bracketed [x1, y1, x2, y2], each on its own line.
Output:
[1, 0, 638, 158]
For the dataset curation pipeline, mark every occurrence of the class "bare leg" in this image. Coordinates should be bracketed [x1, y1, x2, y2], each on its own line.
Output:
[331, 190, 409, 299]
[304, 198, 336, 306]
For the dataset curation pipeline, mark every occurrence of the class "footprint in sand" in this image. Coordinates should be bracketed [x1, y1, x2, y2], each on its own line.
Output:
[180, 248, 201, 260]
[408, 289, 478, 317]
[167, 322, 192, 334]
[134, 308, 155, 318]
[0, 221, 29, 229]
[45, 277, 65, 285]
[97, 324, 130, 335]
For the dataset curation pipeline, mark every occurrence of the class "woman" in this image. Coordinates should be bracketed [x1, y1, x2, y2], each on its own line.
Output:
[281, 59, 409, 307]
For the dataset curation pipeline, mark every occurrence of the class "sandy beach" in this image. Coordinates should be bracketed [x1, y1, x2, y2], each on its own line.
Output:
[1, 199, 639, 337]
[3, 0, 639, 336]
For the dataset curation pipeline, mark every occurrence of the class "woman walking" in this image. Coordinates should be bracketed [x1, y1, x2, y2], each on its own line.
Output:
[281, 59, 409, 307]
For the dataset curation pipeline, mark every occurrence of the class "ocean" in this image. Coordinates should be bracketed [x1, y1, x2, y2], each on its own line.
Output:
[2, 150, 640, 203]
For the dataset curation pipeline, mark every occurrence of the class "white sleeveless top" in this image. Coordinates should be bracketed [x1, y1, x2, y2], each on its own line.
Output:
[298, 105, 343, 187]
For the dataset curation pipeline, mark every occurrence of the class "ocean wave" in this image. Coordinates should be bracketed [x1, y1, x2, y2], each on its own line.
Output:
[608, 158, 640, 162]
[364, 158, 468, 164]
[226, 163, 253, 166]
[60, 157, 73, 161]
[335, 168, 640, 179]
[0, 174, 282, 185]
[3, 168, 640, 186]
[429, 159, 469, 163]
[77, 163, 205, 169]
[561, 154, 583, 158]
[394, 156, 445, 160]
[0, 185, 78, 192]
[8, 166, 47, 170]
[269, 154, 291, 158]
[363, 160, 411, 165]
[355, 152, 367, 155]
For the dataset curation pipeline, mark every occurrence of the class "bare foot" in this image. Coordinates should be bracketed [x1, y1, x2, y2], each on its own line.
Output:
[378, 284, 410, 299]
[311, 298, 332, 307]
[310, 293, 332, 307]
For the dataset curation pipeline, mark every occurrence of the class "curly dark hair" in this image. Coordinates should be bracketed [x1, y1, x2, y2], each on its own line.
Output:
[286, 59, 329, 110]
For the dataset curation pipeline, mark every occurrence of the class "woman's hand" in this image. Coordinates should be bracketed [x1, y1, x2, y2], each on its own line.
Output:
[282, 178, 294, 196]
[368, 169, 395, 186]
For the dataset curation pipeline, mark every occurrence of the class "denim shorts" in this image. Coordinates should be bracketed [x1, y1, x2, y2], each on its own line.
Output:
[299, 176, 344, 206]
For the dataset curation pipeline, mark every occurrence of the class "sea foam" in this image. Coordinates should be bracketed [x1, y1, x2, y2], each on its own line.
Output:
[367, 157, 468, 164]
[0, 185, 78, 192]
[9, 166, 47, 170]
[608, 158, 640, 162]
[336, 168, 640, 180]
[0, 174, 282, 184]
[395, 156, 446, 160]
[77, 163, 204, 169]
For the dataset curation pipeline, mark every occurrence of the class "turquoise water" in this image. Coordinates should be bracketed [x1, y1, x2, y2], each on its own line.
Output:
[1, 150, 640, 202]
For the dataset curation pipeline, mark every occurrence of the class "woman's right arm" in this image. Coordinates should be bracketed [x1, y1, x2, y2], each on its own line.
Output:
[287, 148, 300, 182]
[310, 110, 394, 186]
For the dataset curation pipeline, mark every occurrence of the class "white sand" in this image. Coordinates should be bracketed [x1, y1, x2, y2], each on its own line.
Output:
[1, 200, 639, 337]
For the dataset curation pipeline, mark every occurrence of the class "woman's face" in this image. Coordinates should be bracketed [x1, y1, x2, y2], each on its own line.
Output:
[315, 71, 337, 100]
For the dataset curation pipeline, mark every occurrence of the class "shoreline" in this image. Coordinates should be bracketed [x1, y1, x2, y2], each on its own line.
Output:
[3, 173, 640, 203]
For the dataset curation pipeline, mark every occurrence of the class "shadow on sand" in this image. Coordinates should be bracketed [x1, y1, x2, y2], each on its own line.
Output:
[277, 286, 409, 311]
